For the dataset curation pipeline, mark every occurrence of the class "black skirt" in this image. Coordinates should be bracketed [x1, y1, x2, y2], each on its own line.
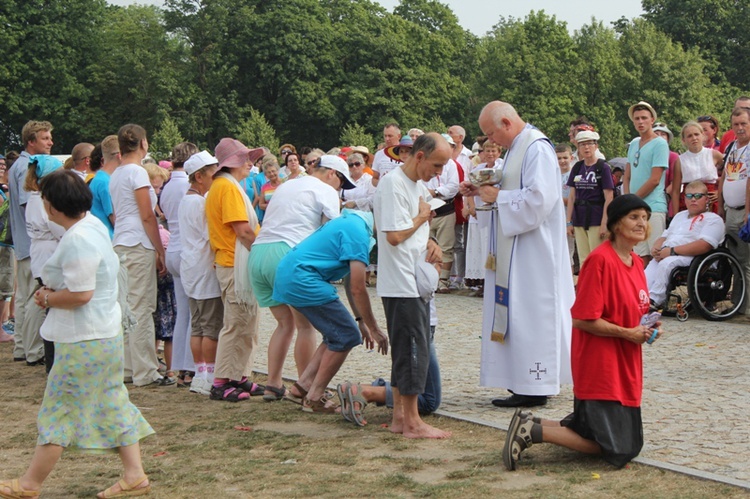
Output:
[560, 398, 643, 468]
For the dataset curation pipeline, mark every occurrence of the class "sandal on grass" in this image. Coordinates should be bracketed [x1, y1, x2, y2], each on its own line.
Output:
[209, 383, 249, 402]
[336, 383, 354, 423]
[286, 382, 335, 405]
[97, 475, 150, 498]
[0, 479, 39, 499]
[302, 396, 340, 414]
[176, 371, 193, 388]
[263, 384, 287, 402]
[345, 383, 368, 427]
[230, 378, 264, 396]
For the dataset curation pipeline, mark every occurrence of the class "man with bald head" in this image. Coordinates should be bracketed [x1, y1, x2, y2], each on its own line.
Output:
[374, 132, 452, 439]
[460, 101, 574, 408]
[66, 142, 94, 180]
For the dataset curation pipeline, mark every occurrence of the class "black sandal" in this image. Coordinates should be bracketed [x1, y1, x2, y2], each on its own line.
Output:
[263, 385, 287, 402]
[209, 383, 249, 402]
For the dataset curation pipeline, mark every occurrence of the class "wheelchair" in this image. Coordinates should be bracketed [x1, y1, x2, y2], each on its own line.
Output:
[663, 233, 746, 322]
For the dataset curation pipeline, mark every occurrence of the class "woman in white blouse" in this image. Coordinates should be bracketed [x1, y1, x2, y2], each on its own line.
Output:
[109, 124, 170, 387]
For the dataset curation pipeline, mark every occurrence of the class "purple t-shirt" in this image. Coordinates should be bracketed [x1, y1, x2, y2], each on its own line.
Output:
[566, 159, 614, 228]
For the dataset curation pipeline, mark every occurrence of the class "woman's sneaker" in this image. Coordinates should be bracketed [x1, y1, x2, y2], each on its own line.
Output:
[190, 377, 211, 396]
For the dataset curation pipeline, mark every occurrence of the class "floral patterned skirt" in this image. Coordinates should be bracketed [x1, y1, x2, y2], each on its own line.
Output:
[37, 335, 155, 451]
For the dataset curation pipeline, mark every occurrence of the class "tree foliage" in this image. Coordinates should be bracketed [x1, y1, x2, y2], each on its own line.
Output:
[233, 108, 280, 153]
[150, 116, 184, 160]
[0, 0, 744, 159]
[339, 123, 375, 152]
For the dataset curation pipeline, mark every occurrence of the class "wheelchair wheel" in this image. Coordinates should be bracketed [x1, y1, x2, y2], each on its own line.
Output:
[687, 249, 746, 321]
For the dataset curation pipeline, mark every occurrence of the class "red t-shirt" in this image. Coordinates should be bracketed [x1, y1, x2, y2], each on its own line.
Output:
[719, 130, 735, 154]
[570, 241, 650, 407]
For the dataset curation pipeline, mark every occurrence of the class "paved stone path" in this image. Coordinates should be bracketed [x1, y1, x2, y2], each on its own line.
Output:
[252, 287, 750, 484]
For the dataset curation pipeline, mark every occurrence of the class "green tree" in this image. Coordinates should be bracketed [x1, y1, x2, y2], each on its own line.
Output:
[150, 116, 184, 160]
[471, 11, 583, 146]
[416, 115, 448, 134]
[642, 0, 749, 90]
[339, 123, 375, 151]
[233, 108, 280, 153]
[0, 0, 107, 151]
[84, 5, 183, 143]
[613, 18, 725, 148]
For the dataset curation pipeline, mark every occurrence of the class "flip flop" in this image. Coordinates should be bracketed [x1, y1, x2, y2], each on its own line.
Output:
[345, 383, 368, 427]
[337, 382, 353, 423]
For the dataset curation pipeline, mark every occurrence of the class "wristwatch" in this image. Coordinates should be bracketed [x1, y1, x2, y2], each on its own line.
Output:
[670, 247, 677, 256]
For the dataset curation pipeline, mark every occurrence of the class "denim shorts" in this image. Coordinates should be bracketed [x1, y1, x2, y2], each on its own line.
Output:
[294, 299, 362, 352]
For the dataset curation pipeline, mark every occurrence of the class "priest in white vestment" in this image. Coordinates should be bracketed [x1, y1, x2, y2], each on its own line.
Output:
[460, 101, 574, 408]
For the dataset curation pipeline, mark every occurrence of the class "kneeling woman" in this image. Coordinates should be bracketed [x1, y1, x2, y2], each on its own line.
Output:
[503, 195, 662, 471]
[0, 170, 154, 498]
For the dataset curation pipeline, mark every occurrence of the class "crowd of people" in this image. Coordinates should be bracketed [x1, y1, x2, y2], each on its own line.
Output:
[0, 94, 748, 496]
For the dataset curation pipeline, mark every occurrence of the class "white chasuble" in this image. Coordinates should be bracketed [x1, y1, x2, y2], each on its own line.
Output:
[479, 125, 574, 396]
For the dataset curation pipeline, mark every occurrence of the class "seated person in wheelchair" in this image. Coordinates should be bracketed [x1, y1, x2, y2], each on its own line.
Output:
[646, 181, 724, 308]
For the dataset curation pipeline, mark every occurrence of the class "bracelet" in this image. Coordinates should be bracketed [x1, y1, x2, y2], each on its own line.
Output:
[44, 293, 50, 308]
[355, 317, 362, 322]
[566, 222, 572, 226]
[429, 236, 439, 245]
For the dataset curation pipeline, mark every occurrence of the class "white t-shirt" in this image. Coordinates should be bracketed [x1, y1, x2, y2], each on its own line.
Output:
[254, 175, 340, 247]
[374, 166, 431, 298]
[722, 142, 750, 208]
[110, 163, 157, 249]
[372, 149, 402, 179]
[178, 193, 221, 299]
[26, 191, 65, 279]
[661, 210, 724, 249]
[160, 171, 189, 254]
[40, 213, 121, 343]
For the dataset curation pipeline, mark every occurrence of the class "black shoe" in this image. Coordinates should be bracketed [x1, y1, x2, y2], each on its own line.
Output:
[13, 356, 26, 362]
[26, 358, 45, 367]
[492, 394, 547, 408]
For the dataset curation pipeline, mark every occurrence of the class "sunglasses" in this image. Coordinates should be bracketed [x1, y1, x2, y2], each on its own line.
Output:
[685, 193, 706, 200]
[335, 171, 346, 187]
[306, 159, 318, 166]
[633, 150, 640, 168]
[697, 116, 717, 127]
[281, 149, 292, 154]
[348, 161, 362, 168]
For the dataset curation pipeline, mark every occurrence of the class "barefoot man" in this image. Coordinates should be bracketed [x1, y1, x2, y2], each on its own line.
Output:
[374, 132, 452, 439]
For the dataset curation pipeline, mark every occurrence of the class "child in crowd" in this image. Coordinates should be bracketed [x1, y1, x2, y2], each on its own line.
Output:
[555, 143, 575, 275]
[178, 151, 222, 396]
[144, 163, 177, 382]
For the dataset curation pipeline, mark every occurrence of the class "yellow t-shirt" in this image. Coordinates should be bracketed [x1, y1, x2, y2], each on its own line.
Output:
[206, 177, 248, 267]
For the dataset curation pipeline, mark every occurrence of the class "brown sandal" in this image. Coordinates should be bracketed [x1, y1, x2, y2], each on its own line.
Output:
[0, 479, 40, 499]
[285, 382, 334, 405]
[97, 475, 150, 498]
[302, 396, 339, 414]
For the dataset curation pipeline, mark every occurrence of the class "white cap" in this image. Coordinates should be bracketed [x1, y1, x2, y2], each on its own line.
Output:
[318, 155, 356, 190]
[185, 151, 218, 176]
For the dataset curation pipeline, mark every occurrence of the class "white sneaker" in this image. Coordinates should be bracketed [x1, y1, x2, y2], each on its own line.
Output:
[190, 377, 211, 396]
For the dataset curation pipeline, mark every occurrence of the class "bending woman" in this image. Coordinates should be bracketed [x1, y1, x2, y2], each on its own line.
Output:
[0, 170, 154, 498]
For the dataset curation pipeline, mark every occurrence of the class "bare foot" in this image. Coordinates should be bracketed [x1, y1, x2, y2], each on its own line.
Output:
[96, 476, 150, 498]
[390, 418, 403, 434]
[402, 422, 451, 439]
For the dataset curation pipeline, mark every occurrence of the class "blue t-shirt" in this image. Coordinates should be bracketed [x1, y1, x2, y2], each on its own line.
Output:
[89, 170, 114, 239]
[272, 212, 371, 308]
[627, 137, 669, 213]
[253, 172, 267, 223]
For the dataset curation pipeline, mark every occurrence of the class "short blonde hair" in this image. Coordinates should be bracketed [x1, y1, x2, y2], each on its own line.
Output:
[21, 120, 53, 147]
[142, 162, 169, 182]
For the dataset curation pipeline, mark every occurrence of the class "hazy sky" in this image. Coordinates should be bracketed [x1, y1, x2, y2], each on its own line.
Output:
[109, 0, 645, 35]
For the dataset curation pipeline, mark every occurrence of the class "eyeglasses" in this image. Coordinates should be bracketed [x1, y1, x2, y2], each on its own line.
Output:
[685, 193, 706, 200]
[348, 161, 362, 168]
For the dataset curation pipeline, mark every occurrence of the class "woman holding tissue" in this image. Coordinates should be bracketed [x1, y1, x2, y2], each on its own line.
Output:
[503, 194, 662, 471]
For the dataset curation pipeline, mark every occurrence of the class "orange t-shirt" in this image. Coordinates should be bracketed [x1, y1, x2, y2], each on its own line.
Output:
[205, 177, 248, 267]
